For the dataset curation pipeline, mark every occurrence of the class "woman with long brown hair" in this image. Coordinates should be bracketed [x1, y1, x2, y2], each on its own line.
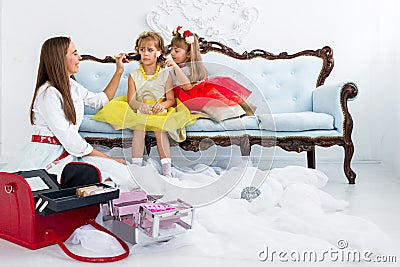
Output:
[4, 36, 138, 190]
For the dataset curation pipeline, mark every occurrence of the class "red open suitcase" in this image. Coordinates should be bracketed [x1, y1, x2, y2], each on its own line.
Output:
[0, 164, 129, 262]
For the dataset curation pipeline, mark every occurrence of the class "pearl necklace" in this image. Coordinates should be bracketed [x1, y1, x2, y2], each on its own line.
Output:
[140, 64, 161, 81]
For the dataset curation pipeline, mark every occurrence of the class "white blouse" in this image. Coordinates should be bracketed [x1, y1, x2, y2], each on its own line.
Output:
[32, 78, 109, 157]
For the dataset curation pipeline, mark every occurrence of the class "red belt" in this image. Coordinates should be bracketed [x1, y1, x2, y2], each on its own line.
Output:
[32, 135, 69, 169]
[32, 135, 62, 145]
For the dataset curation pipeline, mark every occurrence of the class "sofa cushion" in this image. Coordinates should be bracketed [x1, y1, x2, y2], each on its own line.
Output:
[186, 115, 259, 132]
[258, 112, 334, 132]
[80, 114, 260, 134]
[80, 115, 122, 134]
[202, 104, 246, 122]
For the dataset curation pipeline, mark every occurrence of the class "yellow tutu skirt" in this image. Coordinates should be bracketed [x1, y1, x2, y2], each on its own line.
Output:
[92, 96, 197, 135]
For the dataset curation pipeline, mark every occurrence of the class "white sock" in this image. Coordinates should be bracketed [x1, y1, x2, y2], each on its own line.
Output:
[160, 158, 172, 177]
[131, 157, 143, 166]
[160, 158, 171, 165]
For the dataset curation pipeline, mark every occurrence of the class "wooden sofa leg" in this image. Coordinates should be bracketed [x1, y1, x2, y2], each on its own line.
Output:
[343, 142, 356, 184]
[240, 136, 251, 156]
[307, 147, 315, 168]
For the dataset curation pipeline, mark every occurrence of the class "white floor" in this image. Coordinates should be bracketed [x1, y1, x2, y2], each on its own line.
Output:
[313, 162, 400, 246]
[1, 161, 399, 266]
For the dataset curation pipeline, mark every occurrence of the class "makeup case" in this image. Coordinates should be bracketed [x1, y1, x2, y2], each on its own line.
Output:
[102, 189, 194, 245]
[0, 162, 129, 262]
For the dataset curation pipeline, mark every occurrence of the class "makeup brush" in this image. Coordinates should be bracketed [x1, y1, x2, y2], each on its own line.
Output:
[126, 54, 141, 60]
[156, 51, 166, 61]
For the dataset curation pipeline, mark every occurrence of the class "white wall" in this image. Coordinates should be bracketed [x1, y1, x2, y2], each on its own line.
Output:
[1, 0, 399, 174]
[371, 1, 400, 170]
[393, 2, 400, 175]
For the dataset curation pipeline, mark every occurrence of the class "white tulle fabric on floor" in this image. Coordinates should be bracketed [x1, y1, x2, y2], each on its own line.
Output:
[119, 159, 398, 264]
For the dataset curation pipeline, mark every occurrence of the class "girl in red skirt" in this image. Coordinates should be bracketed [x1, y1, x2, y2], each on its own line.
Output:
[165, 26, 252, 119]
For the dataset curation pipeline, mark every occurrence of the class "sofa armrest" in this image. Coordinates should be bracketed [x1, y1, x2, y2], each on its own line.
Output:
[313, 82, 358, 134]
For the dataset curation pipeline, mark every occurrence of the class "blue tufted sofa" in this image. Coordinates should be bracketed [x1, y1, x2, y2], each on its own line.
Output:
[75, 38, 358, 183]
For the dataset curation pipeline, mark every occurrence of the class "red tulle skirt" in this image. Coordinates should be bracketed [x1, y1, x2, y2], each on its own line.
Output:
[173, 76, 252, 111]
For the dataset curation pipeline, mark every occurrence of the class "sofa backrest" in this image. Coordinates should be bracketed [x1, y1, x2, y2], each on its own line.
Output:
[202, 53, 324, 113]
[74, 38, 333, 115]
[74, 58, 139, 115]
[198, 38, 333, 114]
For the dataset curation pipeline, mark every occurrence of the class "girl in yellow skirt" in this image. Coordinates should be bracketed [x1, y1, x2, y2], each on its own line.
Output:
[93, 31, 193, 177]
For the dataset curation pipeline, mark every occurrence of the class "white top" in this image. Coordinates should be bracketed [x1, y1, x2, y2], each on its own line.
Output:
[170, 65, 190, 86]
[32, 78, 109, 157]
[130, 68, 170, 102]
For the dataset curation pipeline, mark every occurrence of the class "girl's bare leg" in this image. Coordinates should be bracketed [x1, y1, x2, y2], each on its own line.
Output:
[131, 129, 146, 165]
[154, 131, 171, 159]
[154, 131, 172, 176]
